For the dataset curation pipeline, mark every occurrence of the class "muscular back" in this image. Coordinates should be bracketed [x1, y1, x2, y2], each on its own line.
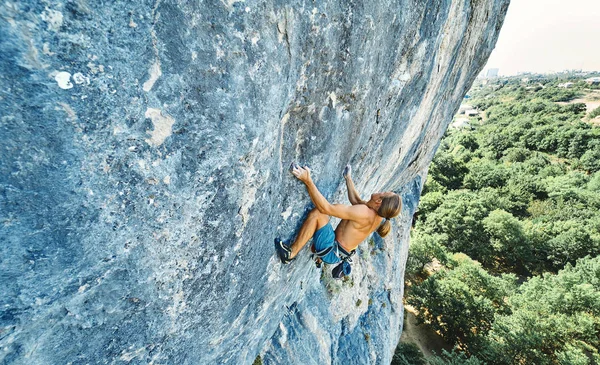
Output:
[334, 204, 383, 251]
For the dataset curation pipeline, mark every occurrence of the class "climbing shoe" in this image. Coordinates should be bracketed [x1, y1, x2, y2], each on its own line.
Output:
[275, 238, 294, 264]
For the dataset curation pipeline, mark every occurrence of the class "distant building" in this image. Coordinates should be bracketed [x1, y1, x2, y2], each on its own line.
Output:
[485, 68, 499, 78]
[558, 82, 575, 88]
[585, 77, 600, 85]
[465, 109, 479, 117]
[458, 105, 474, 114]
[450, 117, 471, 129]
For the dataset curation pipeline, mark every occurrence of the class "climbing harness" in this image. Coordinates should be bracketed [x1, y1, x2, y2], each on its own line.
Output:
[311, 242, 355, 279]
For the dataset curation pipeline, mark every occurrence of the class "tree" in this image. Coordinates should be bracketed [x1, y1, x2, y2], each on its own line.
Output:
[546, 222, 600, 269]
[418, 190, 495, 265]
[392, 342, 426, 365]
[483, 256, 600, 365]
[429, 154, 469, 190]
[406, 231, 450, 278]
[463, 160, 508, 190]
[407, 254, 516, 352]
[501, 147, 531, 163]
[480, 133, 513, 159]
[411, 77, 600, 364]
[482, 210, 531, 274]
[580, 149, 600, 173]
[428, 349, 485, 365]
[588, 171, 600, 192]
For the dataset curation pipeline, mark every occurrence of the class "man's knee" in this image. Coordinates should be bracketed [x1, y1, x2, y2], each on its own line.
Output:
[309, 208, 325, 218]
[309, 208, 329, 226]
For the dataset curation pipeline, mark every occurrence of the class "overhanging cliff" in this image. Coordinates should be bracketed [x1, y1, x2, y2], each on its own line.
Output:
[0, 0, 509, 364]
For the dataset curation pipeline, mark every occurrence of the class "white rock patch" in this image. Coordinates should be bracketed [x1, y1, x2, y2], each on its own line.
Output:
[143, 62, 162, 92]
[145, 108, 175, 147]
[72, 72, 90, 85]
[41, 8, 63, 31]
[55, 72, 73, 89]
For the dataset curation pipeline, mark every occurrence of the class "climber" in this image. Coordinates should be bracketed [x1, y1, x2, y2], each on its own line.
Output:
[275, 163, 402, 266]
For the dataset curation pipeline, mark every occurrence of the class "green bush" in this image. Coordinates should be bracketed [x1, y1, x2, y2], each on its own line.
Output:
[580, 149, 600, 172]
[392, 342, 426, 365]
[428, 349, 486, 365]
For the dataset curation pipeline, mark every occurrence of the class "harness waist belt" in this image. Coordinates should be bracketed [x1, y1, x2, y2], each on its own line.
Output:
[336, 242, 354, 260]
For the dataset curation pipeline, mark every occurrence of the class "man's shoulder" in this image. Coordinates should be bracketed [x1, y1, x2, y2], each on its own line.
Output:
[349, 204, 375, 217]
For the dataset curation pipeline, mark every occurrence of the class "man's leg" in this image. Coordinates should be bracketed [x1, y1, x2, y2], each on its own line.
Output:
[290, 208, 330, 258]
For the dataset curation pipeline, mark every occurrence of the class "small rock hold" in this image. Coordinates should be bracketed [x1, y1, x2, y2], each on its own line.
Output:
[55, 72, 73, 89]
[129, 17, 138, 28]
[73, 72, 90, 85]
[42, 43, 54, 56]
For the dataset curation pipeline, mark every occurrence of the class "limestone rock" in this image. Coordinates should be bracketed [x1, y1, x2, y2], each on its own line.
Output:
[0, 0, 509, 364]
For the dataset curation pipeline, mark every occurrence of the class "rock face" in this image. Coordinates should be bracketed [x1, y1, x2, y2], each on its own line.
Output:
[0, 0, 508, 364]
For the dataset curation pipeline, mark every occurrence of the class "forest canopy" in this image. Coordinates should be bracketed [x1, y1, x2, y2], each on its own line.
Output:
[400, 75, 600, 365]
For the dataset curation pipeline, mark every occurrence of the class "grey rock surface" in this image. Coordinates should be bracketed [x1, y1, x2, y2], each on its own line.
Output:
[0, 0, 508, 364]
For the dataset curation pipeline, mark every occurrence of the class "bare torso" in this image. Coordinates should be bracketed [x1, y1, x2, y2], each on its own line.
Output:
[334, 204, 384, 251]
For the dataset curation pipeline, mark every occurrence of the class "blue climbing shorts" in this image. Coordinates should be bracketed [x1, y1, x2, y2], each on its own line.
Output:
[313, 223, 341, 264]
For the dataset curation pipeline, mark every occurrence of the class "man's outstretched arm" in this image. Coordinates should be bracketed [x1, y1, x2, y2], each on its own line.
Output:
[343, 165, 366, 205]
[291, 165, 368, 222]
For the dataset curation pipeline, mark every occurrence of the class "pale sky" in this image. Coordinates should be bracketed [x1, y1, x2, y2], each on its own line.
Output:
[484, 0, 600, 76]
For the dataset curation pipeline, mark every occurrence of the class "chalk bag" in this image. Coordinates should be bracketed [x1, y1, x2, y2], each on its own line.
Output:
[332, 260, 352, 279]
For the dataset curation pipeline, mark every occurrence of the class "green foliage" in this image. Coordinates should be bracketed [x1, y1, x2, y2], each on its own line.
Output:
[545, 221, 600, 269]
[430, 154, 469, 190]
[588, 105, 600, 119]
[416, 77, 600, 273]
[533, 87, 581, 102]
[588, 171, 600, 191]
[482, 256, 600, 365]
[406, 231, 450, 277]
[453, 133, 480, 152]
[392, 342, 427, 365]
[427, 349, 486, 365]
[408, 76, 600, 364]
[417, 191, 445, 218]
[407, 255, 517, 352]
[463, 160, 510, 190]
[422, 176, 448, 195]
[417, 190, 496, 266]
[482, 210, 531, 274]
[580, 148, 600, 172]
[501, 147, 531, 163]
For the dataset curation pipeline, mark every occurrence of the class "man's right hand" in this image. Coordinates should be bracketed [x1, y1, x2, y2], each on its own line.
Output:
[343, 164, 352, 180]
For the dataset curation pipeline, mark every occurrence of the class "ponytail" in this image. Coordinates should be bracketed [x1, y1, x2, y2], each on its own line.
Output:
[377, 219, 392, 237]
[376, 194, 402, 238]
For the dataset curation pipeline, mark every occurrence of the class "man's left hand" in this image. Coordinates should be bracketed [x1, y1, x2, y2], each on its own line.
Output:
[291, 165, 312, 183]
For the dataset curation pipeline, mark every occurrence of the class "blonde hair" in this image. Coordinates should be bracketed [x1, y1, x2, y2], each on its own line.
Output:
[376, 194, 402, 237]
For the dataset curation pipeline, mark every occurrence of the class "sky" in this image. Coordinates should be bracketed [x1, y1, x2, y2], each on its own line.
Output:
[483, 0, 600, 76]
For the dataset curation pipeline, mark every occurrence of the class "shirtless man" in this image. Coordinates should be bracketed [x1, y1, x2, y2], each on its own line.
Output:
[276, 164, 402, 265]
